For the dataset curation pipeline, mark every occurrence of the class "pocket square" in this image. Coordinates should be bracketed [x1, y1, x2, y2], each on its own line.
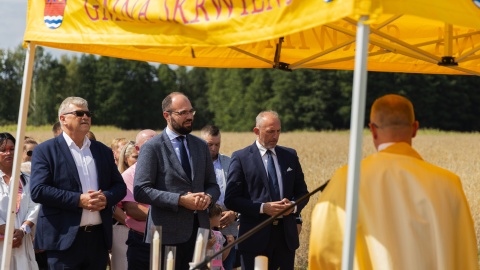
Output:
[287, 167, 293, 172]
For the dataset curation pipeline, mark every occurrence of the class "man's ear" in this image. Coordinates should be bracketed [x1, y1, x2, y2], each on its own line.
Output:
[412, 121, 419, 138]
[369, 123, 378, 140]
[253, 127, 260, 136]
[59, 115, 65, 125]
[162, 111, 170, 121]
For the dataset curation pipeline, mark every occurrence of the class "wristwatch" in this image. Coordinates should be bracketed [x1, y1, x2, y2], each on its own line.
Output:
[20, 224, 31, 235]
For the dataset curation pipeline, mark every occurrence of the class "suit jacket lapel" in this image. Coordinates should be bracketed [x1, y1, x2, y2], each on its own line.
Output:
[275, 147, 288, 197]
[249, 143, 272, 197]
[56, 135, 82, 191]
[219, 154, 230, 179]
[186, 134, 199, 183]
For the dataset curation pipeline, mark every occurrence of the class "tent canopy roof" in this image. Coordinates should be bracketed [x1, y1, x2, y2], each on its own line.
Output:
[24, 0, 480, 75]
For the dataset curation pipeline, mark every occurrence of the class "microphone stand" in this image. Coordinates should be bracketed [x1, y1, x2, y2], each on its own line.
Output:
[191, 180, 330, 270]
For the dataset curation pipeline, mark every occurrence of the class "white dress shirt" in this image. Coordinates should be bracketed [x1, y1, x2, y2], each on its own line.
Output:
[256, 141, 297, 214]
[62, 132, 101, 226]
[256, 141, 284, 198]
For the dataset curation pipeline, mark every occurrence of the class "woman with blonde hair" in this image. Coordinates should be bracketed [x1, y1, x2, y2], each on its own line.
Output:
[112, 140, 137, 270]
[117, 141, 137, 173]
[111, 138, 127, 166]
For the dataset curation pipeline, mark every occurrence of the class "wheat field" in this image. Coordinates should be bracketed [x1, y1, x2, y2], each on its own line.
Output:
[20, 128, 480, 269]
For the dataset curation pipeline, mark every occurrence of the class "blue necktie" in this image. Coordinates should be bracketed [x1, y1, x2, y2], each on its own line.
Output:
[178, 136, 191, 180]
[267, 150, 280, 201]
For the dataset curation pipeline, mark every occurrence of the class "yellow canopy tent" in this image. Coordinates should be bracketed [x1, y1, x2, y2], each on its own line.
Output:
[3, 0, 480, 269]
[22, 0, 480, 75]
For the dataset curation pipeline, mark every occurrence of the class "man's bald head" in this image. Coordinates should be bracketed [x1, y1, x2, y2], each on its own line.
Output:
[369, 94, 419, 149]
[135, 129, 157, 151]
[370, 94, 415, 128]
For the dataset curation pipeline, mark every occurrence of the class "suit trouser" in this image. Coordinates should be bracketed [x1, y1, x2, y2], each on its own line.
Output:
[126, 229, 150, 270]
[222, 236, 237, 270]
[162, 214, 200, 270]
[46, 225, 109, 270]
[240, 220, 295, 270]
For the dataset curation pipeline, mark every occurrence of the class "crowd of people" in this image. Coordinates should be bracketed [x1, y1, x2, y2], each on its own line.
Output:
[0, 92, 477, 270]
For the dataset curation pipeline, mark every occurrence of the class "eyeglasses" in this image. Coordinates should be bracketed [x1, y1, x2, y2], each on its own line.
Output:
[26, 150, 33, 157]
[167, 109, 196, 117]
[63, 110, 94, 117]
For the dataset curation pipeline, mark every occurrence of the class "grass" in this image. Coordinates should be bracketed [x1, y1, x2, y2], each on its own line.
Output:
[3, 126, 479, 269]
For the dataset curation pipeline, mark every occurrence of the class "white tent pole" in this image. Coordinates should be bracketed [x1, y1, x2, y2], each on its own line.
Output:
[1, 42, 36, 269]
[341, 16, 370, 270]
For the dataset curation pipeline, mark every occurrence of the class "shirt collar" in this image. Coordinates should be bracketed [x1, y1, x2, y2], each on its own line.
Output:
[166, 126, 185, 141]
[62, 132, 90, 149]
[377, 142, 395, 152]
[256, 140, 276, 156]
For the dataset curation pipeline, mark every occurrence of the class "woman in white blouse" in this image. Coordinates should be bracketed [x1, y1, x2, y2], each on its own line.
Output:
[0, 132, 40, 269]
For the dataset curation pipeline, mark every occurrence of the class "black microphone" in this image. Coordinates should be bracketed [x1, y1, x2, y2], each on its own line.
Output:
[191, 180, 330, 269]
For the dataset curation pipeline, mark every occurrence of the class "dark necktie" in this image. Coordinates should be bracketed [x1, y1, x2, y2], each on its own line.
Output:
[178, 136, 191, 180]
[267, 150, 280, 201]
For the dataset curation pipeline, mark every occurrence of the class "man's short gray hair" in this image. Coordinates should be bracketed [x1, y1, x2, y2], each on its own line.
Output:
[58, 97, 89, 118]
[255, 111, 279, 128]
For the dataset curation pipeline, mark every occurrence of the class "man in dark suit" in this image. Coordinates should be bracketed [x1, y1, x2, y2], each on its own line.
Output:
[30, 97, 126, 270]
[200, 125, 238, 270]
[134, 92, 220, 270]
[225, 110, 309, 270]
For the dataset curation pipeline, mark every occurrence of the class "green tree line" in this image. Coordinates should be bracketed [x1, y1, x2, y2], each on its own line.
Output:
[1, 46, 480, 131]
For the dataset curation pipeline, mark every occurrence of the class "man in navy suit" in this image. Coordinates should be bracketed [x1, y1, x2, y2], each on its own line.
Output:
[134, 92, 219, 270]
[225, 111, 309, 270]
[30, 97, 126, 270]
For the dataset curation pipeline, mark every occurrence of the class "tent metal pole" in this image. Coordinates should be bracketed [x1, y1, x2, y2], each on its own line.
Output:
[326, 22, 440, 63]
[449, 66, 480, 76]
[1, 42, 36, 270]
[290, 39, 355, 69]
[228, 46, 275, 65]
[455, 44, 480, 62]
[291, 16, 399, 69]
[341, 16, 370, 270]
[445, 24, 453, 57]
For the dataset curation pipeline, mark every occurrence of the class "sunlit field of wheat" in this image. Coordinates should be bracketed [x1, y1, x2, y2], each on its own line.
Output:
[13, 127, 480, 269]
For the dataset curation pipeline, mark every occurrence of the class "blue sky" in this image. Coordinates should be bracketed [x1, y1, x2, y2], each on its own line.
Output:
[0, 0, 78, 58]
[1, 0, 28, 50]
[0, 1, 170, 66]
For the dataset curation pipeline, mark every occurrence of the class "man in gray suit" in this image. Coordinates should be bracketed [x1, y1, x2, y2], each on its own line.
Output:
[134, 92, 220, 270]
[200, 125, 238, 270]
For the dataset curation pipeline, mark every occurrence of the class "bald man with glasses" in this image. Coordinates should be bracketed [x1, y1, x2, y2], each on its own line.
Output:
[134, 92, 219, 270]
